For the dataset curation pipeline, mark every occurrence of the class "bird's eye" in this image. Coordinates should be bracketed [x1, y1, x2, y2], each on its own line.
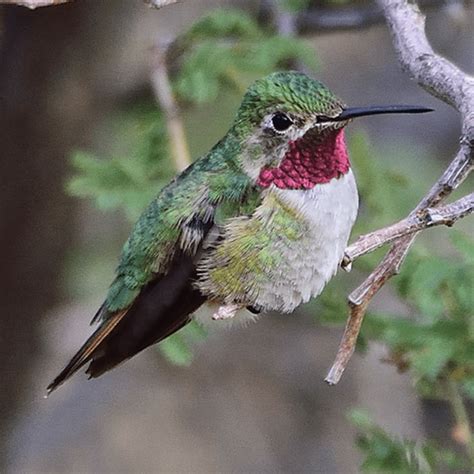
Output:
[271, 112, 293, 132]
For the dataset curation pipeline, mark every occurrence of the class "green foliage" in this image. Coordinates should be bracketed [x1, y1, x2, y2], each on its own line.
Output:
[174, 9, 318, 104]
[68, 104, 174, 221]
[277, 0, 312, 12]
[349, 410, 463, 473]
[361, 232, 474, 397]
[181, 8, 261, 39]
[158, 319, 207, 366]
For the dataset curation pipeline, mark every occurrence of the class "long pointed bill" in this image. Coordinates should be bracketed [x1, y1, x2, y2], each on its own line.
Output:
[334, 105, 433, 121]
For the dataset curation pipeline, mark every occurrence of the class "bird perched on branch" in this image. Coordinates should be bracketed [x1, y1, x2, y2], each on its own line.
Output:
[47, 71, 432, 394]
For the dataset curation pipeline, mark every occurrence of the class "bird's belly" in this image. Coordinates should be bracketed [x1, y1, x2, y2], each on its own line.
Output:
[257, 171, 358, 312]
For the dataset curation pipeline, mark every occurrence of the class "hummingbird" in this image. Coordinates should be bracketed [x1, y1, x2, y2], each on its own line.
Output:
[47, 71, 432, 394]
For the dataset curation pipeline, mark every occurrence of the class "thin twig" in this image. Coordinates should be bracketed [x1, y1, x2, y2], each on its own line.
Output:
[325, 0, 474, 385]
[144, 0, 178, 8]
[1, 0, 179, 9]
[0, 0, 70, 7]
[150, 42, 191, 172]
[342, 193, 474, 268]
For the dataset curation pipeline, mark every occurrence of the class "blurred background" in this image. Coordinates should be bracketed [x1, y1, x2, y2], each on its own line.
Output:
[1, 0, 473, 472]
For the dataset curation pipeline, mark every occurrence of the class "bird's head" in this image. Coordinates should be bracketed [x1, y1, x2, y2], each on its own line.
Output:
[232, 71, 432, 190]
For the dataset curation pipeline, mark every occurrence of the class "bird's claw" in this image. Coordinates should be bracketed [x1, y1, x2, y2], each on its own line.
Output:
[212, 304, 240, 320]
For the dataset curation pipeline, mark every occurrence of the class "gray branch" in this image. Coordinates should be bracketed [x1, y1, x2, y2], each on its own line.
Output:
[296, 0, 455, 33]
[343, 193, 474, 266]
[326, 0, 474, 385]
[1, 0, 179, 8]
[0, 0, 70, 7]
[144, 0, 178, 9]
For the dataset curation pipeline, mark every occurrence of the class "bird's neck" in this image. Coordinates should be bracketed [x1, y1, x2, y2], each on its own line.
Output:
[257, 129, 350, 190]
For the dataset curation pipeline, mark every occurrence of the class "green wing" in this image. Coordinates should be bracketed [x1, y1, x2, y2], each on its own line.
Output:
[47, 146, 260, 392]
[97, 145, 255, 319]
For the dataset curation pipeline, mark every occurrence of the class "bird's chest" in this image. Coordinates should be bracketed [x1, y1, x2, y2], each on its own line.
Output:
[259, 171, 358, 311]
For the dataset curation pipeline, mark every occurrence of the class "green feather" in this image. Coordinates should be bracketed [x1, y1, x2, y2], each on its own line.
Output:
[103, 130, 254, 314]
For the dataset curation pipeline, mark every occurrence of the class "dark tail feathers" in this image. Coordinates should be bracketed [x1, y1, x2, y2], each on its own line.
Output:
[47, 253, 206, 395]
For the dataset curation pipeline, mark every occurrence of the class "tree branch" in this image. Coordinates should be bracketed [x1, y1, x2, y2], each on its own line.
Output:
[343, 193, 474, 267]
[326, 0, 474, 385]
[144, 0, 178, 8]
[0, 0, 70, 7]
[150, 41, 191, 172]
[1, 0, 178, 9]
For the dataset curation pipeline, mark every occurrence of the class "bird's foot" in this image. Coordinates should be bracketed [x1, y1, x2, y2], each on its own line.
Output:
[212, 303, 240, 320]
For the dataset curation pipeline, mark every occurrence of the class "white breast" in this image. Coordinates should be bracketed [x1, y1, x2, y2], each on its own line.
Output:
[258, 170, 359, 312]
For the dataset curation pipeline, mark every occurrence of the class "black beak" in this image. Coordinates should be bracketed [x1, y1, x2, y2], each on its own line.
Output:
[334, 105, 434, 121]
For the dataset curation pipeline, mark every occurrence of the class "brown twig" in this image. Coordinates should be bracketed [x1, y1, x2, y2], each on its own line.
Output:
[0, 0, 70, 7]
[144, 0, 178, 8]
[2, 0, 179, 9]
[150, 42, 191, 172]
[325, 0, 474, 385]
[342, 193, 474, 268]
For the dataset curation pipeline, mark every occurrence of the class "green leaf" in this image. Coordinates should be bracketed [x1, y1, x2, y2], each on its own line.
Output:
[348, 409, 374, 431]
[182, 8, 261, 42]
[349, 408, 465, 473]
[462, 377, 474, 399]
[410, 337, 455, 380]
[174, 8, 318, 105]
[277, 0, 312, 12]
[182, 320, 208, 342]
[451, 230, 474, 265]
[158, 333, 194, 366]
[68, 106, 174, 221]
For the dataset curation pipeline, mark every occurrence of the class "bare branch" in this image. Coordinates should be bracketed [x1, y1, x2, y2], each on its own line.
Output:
[1, 0, 70, 8]
[144, 0, 178, 9]
[150, 42, 191, 172]
[326, 0, 474, 385]
[343, 193, 474, 267]
[1, 0, 180, 9]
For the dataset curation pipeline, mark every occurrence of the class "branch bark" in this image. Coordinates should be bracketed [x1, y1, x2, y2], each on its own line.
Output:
[144, 0, 178, 8]
[326, 0, 474, 385]
[1, 0, 178, 8]
[1, 0, 70, 7]
[343, 193, 474, 267]
[150, 42, 191, 172]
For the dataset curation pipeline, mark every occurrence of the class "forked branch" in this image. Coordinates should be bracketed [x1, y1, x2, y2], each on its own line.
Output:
[326, 0, 474, 385]
[343, 193, 474, 267]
